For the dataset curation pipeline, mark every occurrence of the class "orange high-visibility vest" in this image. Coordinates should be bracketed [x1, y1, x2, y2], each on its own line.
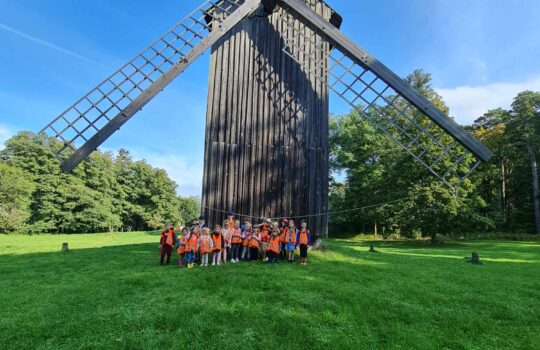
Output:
[185, 234, 198, 253]
[242, 232, 252, 246]
[212, 233, 222, 251]
[199, 236, 212, 254]
[261, 227, 269, 242]
[299, 230, 309, 245]
[267, 235, 280, 253]
[177, 236, 187, 254]
[161, 228, 174, 246]
[249, 235, 260, 249]
[223, 228, 233, 245]
[284, 229, 297, 244]
[279, 228, 287, 241]
[231, 228, 242, 244]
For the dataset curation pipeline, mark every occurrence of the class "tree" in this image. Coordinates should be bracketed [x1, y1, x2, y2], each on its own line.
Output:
[0, 132, 197, 233]
[178, 196, 201, 226]
[0, 163, 34, 232]
[329, 70, 494, 240]
[507, 91, 540, 234]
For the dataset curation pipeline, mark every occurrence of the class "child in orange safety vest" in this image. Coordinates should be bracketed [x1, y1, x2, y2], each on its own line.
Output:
[283, 220, 298, 263]
[221, 219, 233, 264]
[211, 225, 223, 266]
[249, 226, 261, 261]
[199, 227, 213, 267]
[296, 220, 312, 265]
[259, 219, 271, 261]
[185, 226, 200, 269]
[176, 227, 188, 267]
[241, 221, 252, 261]
[266, 227, 281, 264]
[230, 220, 242, 263]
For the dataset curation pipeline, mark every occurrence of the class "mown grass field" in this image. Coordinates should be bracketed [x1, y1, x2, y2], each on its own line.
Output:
[0, 232, 539, 349]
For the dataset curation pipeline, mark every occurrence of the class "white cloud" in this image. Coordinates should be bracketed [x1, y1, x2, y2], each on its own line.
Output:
[437, 76, 540, 125]
[0, 124, 14, 150]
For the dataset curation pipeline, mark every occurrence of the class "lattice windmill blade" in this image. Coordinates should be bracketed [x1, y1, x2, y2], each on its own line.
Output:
[39, 0, 262, 172]
[277, 0, 492, 188]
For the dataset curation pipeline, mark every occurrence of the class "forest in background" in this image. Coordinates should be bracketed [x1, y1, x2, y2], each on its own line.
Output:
[329, 70, 540, 238]
[0, 135, 199, 233]
[0, 70, 538, 236]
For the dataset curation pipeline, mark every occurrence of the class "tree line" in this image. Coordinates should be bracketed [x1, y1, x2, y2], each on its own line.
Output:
[1, 70, 538, 237]
[0, 133, 200, 233]
[328, 70, 540, 238]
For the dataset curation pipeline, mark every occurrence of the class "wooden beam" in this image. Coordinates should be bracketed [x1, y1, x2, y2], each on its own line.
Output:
[279, 0, 493, 163]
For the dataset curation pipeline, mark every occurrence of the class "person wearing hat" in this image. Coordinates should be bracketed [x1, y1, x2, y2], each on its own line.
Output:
[226, 211, 235, 229]
[198, 215, 208, 228]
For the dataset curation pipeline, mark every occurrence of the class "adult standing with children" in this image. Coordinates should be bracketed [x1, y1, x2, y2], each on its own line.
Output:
[159, 224, 176, 265]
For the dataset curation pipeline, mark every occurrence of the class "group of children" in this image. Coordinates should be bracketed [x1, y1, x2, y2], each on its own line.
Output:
[159, 212, 312, 268]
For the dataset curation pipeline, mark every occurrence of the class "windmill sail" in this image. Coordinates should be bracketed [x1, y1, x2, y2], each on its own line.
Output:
[278, 0, 492, 187]
[39, 0, 262, 172]
[39, 0, 492, 189]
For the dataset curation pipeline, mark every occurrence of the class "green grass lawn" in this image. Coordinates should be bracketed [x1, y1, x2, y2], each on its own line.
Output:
[0, 233, 539, 349]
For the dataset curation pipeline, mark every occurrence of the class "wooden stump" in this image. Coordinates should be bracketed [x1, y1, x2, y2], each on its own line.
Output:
[62, 243, 69, 253]
[471, 252, 480, 264]
[311, 239, 324, 251]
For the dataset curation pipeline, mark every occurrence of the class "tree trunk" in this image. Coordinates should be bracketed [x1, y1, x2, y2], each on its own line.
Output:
[527, 144, 540, 234]
[501, 160, 508, 225]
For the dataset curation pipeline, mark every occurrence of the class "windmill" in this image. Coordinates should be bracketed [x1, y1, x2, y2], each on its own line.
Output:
[39, 0, 493, 237]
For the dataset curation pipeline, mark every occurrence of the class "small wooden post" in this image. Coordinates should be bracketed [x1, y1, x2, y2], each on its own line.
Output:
[62, 243, 69, 253]
[471, 252, 480, 264]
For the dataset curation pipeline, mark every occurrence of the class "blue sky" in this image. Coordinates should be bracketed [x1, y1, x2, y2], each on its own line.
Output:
[1, 0, 539, 196]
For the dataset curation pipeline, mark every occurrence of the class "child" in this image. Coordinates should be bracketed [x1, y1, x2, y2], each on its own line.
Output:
[176, 227, 188, 267]
[241, 221, 252, 261]
[211, 225, 223, 266]
[159, 224, 176, 265]
[249, 227, 261, 261]
[259, 220, 271, 261]
[199, 227, 213, 267]
[266, 227, 281, 264]
[185, 226, 200, 269]
[230, 220, 242, 263]
[226, 211, 235, 229]
[279, 219, 289, 258]
[296, 220, 311, 265]
[221, 219, 232, 264]
[284, 220, 298, 263]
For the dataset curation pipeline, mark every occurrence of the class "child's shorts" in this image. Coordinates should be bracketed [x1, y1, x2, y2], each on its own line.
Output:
[285, 242, 295, 251]
[300, 244, 308, 257]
